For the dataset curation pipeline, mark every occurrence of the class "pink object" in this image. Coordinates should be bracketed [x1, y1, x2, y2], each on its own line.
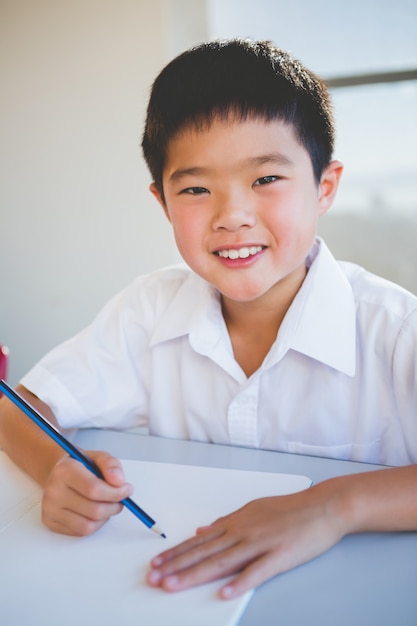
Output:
[0, 345, 9, 396]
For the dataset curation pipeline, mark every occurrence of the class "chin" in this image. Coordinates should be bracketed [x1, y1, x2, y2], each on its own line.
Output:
[219, 285, 271, 303]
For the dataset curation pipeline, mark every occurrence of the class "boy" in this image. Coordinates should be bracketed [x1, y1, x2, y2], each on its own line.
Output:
[0, 39, 416, 600]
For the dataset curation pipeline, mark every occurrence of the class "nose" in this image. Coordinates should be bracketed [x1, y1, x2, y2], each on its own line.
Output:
[211, 190, 257, 232]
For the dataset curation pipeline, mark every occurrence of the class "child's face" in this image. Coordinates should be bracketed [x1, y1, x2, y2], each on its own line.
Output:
[151, 117, 341, 308]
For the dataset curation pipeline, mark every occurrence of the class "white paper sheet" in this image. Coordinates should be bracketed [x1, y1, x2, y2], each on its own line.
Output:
[0, 452, 311, 626]
[0, 451, 41, 534]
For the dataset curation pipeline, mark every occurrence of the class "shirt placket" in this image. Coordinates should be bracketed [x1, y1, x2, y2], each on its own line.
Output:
[227, 376, 259, 447]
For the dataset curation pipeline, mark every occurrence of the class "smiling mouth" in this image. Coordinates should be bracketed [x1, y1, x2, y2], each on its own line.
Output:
[215, 245, 264, 260]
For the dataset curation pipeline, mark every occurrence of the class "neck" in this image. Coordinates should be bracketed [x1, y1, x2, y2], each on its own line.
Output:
[221, 266, 307, 377]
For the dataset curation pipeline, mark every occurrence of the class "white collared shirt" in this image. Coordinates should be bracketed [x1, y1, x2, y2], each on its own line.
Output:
[21, 238, 417, 466]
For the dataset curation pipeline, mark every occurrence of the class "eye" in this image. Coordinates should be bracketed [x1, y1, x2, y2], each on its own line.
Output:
[254, 176, 278, 186]
[181, 186, 209, 195]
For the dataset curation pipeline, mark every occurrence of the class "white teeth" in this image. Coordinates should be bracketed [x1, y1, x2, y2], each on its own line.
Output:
[218, 246, 263, 259]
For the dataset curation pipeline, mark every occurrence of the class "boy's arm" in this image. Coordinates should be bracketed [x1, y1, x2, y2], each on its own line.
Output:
[147, 464, 417, 598]
[0, 385, 66, 484]
[0, 385, 133, 535]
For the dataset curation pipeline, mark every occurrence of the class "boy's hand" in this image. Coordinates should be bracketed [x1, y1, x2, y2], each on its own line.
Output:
[147, 485, 346, 599]
[42, 450, 134, 536]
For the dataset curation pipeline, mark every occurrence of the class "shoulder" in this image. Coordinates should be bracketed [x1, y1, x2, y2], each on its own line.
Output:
[338, 260, 417, 320]
[93, 263, 211, 337]
[335, 260, 417, 351]
[313, 238, 417, 351]
[106, 263, 202, 311]
[307, 238, 417, 332]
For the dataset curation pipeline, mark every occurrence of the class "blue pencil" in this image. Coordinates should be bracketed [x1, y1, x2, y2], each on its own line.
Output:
[0, 379, 166, 538]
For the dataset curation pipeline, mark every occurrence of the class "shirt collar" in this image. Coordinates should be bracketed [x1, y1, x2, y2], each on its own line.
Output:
[150, 238, 357, 377]
[149, 268, 224, 347]
[150, 269, 245, 381]
[270, 238, 356, 376]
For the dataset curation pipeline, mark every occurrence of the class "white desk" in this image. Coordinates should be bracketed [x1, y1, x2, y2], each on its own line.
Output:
[75, 429, 417, 626]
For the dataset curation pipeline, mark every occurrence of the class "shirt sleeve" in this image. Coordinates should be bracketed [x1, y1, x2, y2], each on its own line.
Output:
[20, 281, 151, 431]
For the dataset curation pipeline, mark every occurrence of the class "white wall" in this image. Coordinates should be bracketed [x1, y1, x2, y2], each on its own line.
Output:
[0, 0, 208, 384]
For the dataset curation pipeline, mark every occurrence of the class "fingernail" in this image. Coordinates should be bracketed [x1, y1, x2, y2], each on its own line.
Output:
[165, 575, 179, 589]
[108, 467, 124, 479]
[220, 585, 234, 599]
[148, 570, 162, 584]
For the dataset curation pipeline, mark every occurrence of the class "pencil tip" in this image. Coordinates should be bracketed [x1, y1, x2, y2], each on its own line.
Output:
[151, 524, 166, 538]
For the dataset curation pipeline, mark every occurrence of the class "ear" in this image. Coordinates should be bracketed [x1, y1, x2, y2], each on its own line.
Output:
[149, 182, 171, 223]
[318, 160, 343, 216]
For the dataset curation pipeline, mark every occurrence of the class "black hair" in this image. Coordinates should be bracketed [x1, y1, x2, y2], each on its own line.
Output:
[142, 38, 335, 197]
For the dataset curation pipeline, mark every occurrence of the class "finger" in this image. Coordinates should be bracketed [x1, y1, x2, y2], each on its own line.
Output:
[60, 456, 133, 502]
[43, 500, 122, 536]
[150, 541, 258, 592]
[45, 457, 132, 520]
[87, 450, 129, 488]
[219, 530, 341, 599]
[149, 527, 269, 591]
[151, 525, 225, 567]
[42, 481, 125, 535]
[163, 544, 283, 600]
[63, 488, 125, 521]
[219, 552, 278, 599]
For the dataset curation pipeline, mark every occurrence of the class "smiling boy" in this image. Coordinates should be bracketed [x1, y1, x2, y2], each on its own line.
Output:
[151, 118, 341, 377]
[0, 39, 416, 599]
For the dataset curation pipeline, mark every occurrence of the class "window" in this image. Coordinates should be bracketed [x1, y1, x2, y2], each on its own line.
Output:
[320, 77, 417, 292]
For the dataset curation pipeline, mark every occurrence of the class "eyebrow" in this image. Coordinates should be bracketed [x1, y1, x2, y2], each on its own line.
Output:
[168, 167, 207, 183]
[168, 152, 294, 184]
[250, 152, 294, 167]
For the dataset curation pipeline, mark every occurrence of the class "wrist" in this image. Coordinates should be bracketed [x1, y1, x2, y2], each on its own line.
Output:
[314, 466, 417, 535]
[314, 475, 361, 537]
